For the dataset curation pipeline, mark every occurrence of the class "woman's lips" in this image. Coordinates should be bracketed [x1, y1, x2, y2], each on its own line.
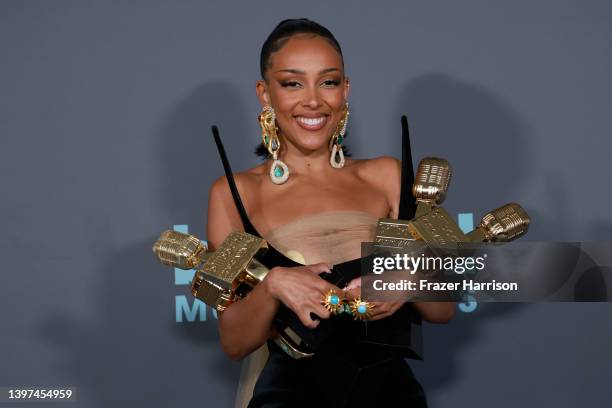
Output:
[295, 115, 328, 131]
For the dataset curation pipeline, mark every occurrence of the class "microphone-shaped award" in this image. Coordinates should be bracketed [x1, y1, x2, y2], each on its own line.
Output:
[413, 157, 452, 218]
[153, 230, 314, 359]
[367, 157, 531, 303]
[376, 157, 530, 247]
[374, 157, 452, 248]
[407, 202, 530, 245]
[465, 203, 530, 242]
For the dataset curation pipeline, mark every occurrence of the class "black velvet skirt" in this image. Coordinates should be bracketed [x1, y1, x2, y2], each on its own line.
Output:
[248, 341, 428, 408]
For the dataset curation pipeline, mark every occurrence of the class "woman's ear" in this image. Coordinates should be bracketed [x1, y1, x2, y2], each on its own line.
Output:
[256, 79, 270, 107]
[343, 76, 350, 101]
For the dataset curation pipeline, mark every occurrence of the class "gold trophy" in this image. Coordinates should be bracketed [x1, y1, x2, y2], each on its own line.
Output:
[368, 157, 531, 303]
[413, 157, 452, 218]
[152, 230, 314, 359]
[465, 203, 530, 243]
[406, 202, 530, 245]
[375, 157, 452, 248]
[376, 157, 530, 246]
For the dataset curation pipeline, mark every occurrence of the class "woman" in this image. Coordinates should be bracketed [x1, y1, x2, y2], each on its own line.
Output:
[207, 19, 455, 408]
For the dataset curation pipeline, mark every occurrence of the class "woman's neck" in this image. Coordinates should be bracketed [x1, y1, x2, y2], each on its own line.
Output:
[276, 138, 335, 176]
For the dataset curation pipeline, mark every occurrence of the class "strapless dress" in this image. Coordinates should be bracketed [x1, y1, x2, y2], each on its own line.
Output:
[234, 211, 427, 408]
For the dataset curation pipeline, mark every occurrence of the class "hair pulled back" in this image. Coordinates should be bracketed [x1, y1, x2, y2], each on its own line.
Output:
[255, 19, 349, 159]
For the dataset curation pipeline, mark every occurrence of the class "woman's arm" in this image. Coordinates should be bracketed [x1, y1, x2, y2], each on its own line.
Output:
[412, 302, 455, 323]
[206, 176, 278, 360]
[207, 176, 337, 360]
[216, 276, 279, 360]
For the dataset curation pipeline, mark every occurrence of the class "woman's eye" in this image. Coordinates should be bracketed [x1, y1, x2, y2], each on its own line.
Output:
[281, 81, 302, 88]
[321, 80, 340, 87]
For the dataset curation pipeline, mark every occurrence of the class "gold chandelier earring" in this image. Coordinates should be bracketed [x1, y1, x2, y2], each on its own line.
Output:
[259, 106, 289, 184]
[329, 102, 349, 169]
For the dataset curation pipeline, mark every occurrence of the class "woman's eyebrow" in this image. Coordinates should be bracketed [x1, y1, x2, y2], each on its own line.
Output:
[275, 67, 341, 75]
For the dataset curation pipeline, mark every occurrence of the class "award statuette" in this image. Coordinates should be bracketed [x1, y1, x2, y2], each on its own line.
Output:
[406, 202, 530, 245]
[152, 230, 314, 359]
[366, 156, 531, 304]
[375, 156, 531, 247]
[375, 157, 452, 248]
[412, 157, 452, 218]
[465, 203, 530, 243]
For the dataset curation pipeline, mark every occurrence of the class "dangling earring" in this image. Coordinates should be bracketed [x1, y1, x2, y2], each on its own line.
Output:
[259, 106, 289, 184]
[329, 102, 349, 169]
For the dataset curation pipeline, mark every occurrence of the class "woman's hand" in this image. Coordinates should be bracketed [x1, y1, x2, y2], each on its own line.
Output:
[344, 277, 456, 323]
[344, 277, 405, 321]
[264, 263, 342, 329]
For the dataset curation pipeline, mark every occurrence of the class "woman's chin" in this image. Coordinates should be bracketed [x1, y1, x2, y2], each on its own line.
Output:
[294, 140, 330, 155]
[288, 130, 334, 152]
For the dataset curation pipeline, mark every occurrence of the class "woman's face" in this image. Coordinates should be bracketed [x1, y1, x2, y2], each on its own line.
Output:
[257, 34, 349, 155]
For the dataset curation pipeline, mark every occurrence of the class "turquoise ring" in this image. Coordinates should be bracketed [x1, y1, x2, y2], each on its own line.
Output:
[322, 290, 344, 314]
[348, 297, 374, 321]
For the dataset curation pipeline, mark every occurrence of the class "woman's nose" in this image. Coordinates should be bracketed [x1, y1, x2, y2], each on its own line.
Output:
[302, 87, 322, 109]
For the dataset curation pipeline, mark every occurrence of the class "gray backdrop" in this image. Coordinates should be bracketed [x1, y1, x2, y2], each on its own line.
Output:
[1, 0, 611, 407]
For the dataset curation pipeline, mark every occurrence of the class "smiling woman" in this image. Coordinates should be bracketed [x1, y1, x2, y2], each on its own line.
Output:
[206, 18, 454, 408]
[253, 32, 349, 170]
[254, 21, 350, 161]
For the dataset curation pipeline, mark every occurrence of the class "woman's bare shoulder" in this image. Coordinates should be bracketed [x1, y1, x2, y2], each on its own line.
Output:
[350, 156, 401, 186]
[350, 156, 401, 217]
[209, 163, 267, 195]
[207, 163, 268, 246]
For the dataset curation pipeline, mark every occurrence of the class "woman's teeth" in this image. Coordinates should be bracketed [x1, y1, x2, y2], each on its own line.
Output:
[298, 117, 324, 125]
[295, 116, 327, 130]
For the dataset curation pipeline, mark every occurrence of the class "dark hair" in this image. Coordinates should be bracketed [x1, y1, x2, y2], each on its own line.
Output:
[255, 18, 350, 159]
[260, 18, 344, 79]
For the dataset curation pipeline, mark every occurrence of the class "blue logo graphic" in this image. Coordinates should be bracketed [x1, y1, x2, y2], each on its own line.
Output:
[173, 213, 478, 322]
[457, 213, 478, 313]
[173, 224, 217, 323]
